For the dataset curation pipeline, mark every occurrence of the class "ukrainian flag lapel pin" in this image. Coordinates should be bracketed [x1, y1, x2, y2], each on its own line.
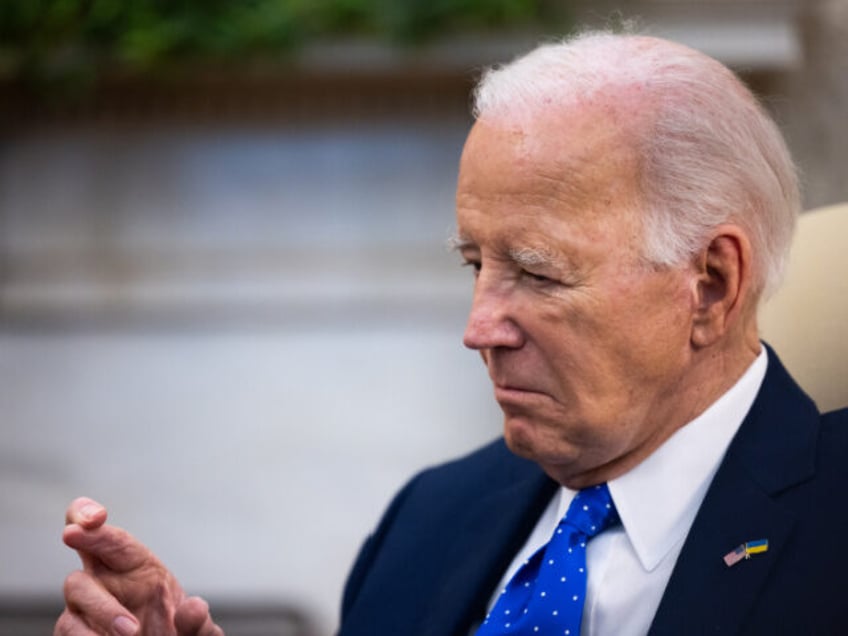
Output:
[723, 539, 769, 567]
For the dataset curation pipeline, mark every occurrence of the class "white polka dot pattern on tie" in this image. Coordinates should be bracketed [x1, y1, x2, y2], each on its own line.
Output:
[475, 484, 619, 635]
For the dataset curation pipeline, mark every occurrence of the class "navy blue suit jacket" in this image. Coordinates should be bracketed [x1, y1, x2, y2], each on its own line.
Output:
[339, 351, 848, 635]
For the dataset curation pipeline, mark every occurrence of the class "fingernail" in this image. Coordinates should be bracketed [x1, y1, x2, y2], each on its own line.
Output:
[112, 615, 139, 636]
[80, 503, 102, 522]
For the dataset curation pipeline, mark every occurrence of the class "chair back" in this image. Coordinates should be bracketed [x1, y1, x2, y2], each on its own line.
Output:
[759, 202, 848, 411]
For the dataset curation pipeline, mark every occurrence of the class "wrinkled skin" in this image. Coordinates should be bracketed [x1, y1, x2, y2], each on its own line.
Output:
[455, 110, 760, 488]
[55, 497, 224, 636]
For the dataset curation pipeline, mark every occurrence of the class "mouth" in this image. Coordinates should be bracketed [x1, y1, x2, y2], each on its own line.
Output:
[491, 374, 544, 391]
[493, 383, 548, 403]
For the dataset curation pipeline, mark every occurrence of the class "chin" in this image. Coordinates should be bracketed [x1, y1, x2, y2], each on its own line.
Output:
[504, 416, 568, 463]
[502, 415, 589, 483]
[503, 427, 535, 460]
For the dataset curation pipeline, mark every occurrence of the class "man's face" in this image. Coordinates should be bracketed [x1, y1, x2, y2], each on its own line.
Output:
[455, 113, 699, 488]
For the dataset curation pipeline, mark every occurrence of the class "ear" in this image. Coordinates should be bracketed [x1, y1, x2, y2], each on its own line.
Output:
[691, 225, 753, 348]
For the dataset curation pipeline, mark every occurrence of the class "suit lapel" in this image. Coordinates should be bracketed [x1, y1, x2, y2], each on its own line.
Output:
[648, 455, 796, 634]
[425, 464, 557, 635]
[649, 347, 819, 635]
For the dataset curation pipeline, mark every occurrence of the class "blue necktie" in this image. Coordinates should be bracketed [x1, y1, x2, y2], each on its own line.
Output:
[476, 484, 619, 635]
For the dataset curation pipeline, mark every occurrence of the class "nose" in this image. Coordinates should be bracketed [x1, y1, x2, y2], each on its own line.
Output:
[462, 277, 524, 351]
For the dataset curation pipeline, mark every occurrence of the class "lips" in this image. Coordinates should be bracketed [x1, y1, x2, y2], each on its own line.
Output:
[487, 359, 549, 397]
[491, 373, 544, 392]
[494, 382, 534, 392]
[493, 383, 548, 401]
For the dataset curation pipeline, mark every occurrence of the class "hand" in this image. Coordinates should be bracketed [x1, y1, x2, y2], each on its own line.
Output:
[55, 497, 224, 635]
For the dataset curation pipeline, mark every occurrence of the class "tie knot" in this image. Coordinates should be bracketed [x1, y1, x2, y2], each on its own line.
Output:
[561, 483, 619, 538]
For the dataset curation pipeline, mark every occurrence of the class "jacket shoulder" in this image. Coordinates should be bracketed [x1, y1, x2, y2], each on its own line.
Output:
[339, 438, 552, 634]
[816, 405, 848, 471]
[410, 437, 544, 497]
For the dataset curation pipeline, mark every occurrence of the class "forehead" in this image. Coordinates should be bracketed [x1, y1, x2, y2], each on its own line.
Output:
[455, 109, 644, 249]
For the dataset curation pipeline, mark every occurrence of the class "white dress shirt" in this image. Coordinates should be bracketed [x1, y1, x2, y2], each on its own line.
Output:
[484, 349, 768, 636]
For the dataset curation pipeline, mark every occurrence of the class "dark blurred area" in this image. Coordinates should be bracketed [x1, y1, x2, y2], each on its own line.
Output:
[0, 598, 318, 636]
[0, 0, 567, 119]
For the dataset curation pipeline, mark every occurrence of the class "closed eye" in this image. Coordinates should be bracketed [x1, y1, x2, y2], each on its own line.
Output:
[522, 269, 553, 283]
[462, 259, 481, 276]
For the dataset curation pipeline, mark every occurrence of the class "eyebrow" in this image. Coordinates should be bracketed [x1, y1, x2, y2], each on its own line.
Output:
[447, 234, 559, 270]
[509, 246, 557, 269]
[446, 234, 473, 252]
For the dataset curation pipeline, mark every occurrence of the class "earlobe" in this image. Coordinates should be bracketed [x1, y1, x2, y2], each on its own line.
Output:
[690, 228, 750, 348]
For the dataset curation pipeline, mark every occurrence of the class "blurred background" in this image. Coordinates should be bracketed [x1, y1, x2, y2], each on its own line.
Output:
[1, 0, 846, 634]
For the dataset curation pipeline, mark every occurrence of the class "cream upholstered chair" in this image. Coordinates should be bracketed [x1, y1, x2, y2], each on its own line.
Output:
[759, 202, 848, 411]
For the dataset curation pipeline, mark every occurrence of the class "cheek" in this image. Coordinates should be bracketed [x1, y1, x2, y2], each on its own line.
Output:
[612, 279, 694, 370]
[640, 277, 693, 337]
[528, 301, 624, 394]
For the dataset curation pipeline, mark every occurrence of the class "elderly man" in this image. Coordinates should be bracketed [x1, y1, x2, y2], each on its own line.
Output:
[55, 32, 848, 636]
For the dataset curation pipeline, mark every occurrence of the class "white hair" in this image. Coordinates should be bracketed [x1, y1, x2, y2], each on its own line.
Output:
[472, 31, 800, 298]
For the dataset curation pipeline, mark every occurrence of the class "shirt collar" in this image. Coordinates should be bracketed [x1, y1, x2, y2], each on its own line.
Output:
[556, 348, 768, 572]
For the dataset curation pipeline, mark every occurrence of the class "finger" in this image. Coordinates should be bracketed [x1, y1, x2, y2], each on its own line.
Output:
[175, 597, 225, 636]
[65, 498, 108, 530]
[63, 523, 150, 573]
[54, 609, 97, 636]
[62, 569, 140, 635]
[55, 610, 139, 636]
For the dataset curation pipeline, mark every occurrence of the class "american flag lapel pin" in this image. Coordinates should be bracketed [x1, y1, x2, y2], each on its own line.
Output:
[723, 539, 769, 567]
